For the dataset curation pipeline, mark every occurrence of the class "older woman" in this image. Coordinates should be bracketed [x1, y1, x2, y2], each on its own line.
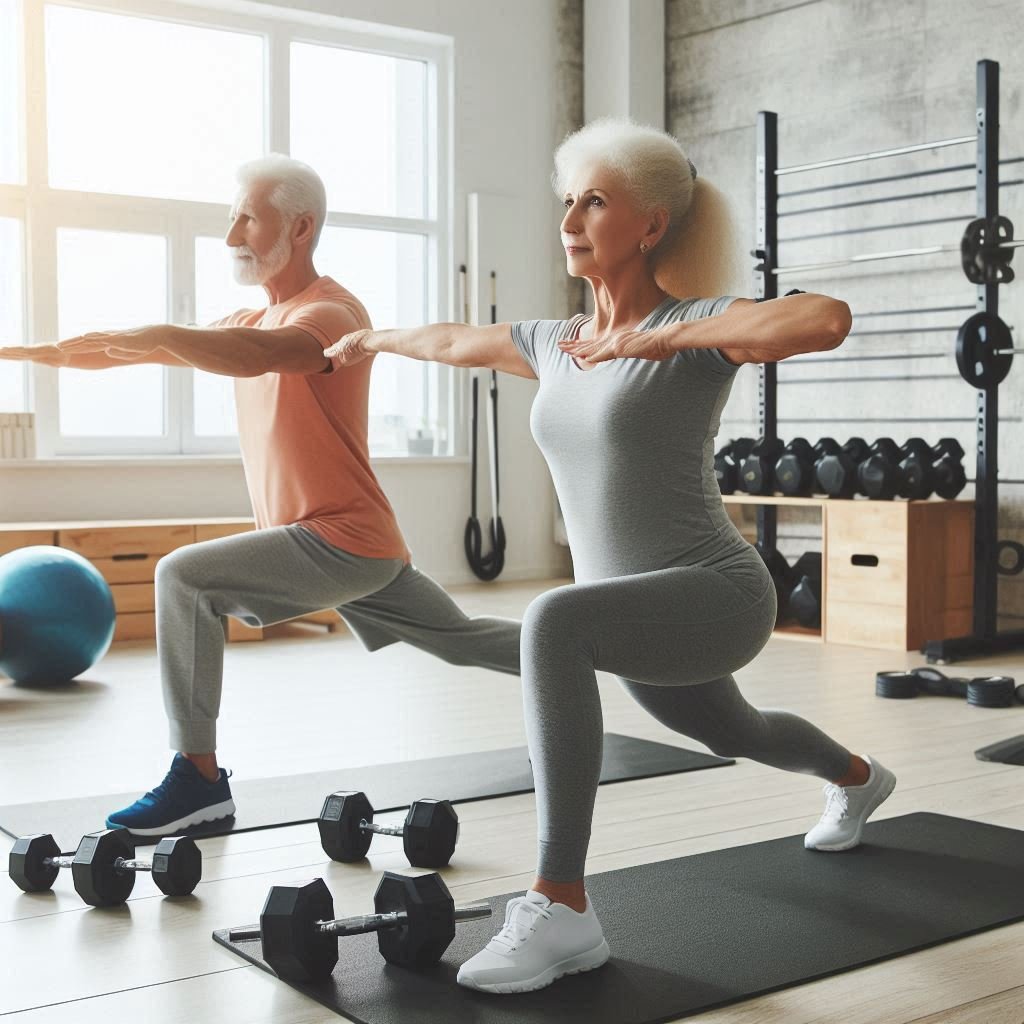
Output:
[325, 119, 896, 995]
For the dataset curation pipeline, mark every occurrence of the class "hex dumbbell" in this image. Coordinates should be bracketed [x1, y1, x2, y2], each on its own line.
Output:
[9, 829, 201, 906]
[714, 437, 755, 494]
[876, 668, 1019, 707]
[896, 437, 936, 500]
[857, 438, 902, 500]
[318, 791, 459, 869]
[740, 437, 786, 495]
[775, 437, 840, 497]
[815, 437, 870, 498]
[230, 871, 492, 982]
[756, 543, 796, 623]
[931, 439, 967, 499]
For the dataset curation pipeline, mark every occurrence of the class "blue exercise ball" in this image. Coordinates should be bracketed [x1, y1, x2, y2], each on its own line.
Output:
[0, 546, 116, 685]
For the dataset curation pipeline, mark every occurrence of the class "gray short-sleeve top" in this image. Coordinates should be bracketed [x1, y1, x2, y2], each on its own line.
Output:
[510, 296, 763, 586]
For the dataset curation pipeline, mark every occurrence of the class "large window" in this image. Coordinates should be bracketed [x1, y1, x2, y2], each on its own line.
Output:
[1, 0, 450, 457]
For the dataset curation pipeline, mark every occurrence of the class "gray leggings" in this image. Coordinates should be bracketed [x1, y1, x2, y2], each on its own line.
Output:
[155, 525, 521, 752]
[522, 566, 853, 881]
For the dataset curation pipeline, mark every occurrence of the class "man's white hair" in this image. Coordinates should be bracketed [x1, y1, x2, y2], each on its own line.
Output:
[236, 154, 328, 250]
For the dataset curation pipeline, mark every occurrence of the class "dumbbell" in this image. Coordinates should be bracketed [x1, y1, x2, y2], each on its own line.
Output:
[229, 870, 492, 982]
[897, 438, 936, 500]
[775, 437, 840, 497]
[318, 791, 459, 869]
[815, 437, 870, 498]
[788, 552, 823, 629]
[714, 437, 755, 494]
[740, 437, 786, 495]
[857, 438, 902, 500]
[931, 439, 967, 499]
[756, 543, 796, 623]
[9, 829, 201, 906]
[876, 668, 1020, 707]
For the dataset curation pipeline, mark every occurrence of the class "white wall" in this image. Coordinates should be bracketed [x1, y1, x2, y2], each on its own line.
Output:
[0, 0, 575, 584]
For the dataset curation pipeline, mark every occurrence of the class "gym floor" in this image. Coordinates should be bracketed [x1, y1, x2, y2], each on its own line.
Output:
[2, 577, 1023, 1023]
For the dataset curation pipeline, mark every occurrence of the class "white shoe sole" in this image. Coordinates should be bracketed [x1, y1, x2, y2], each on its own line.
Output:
[458, 938, 611, 994]
[805, 771, 897, 852]
[107, 798, 236, 837]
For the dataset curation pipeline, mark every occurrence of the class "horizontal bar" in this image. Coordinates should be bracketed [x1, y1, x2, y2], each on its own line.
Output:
[774, 243, 957, 275]
[776, 416, 985, 423]
[788, 352, 949, 365]
[782, 214, 970, 244]
[847, 326, 964, 336]
[779, 183, 988, 218]
[855, 305, 976, 318]
[778, 157, 1024, 199]
[778, 374, 959, 385]
[776, 136, 975, 176]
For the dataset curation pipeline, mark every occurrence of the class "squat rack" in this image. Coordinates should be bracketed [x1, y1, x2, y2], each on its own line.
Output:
[753, 59, 1023, 663]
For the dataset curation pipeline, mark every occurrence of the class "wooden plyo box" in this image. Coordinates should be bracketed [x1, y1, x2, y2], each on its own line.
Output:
[824, 500, 974, 651]
[0, 519, 343, 644]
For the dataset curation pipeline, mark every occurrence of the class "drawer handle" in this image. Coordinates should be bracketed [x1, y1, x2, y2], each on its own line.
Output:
[112, 553, 149, 562]
[851, 554, 879, 567]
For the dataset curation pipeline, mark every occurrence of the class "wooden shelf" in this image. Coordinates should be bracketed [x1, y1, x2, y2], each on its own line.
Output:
[773, 623, 824, 644]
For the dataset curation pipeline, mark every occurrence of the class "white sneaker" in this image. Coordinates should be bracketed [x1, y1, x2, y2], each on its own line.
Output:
[456, 890, 610, 994]
[804, 755, 897, 851]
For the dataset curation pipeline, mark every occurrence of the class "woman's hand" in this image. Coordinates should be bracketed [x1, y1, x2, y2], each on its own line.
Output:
[323, 329, 374, 367]
[558, 325, 677, 363]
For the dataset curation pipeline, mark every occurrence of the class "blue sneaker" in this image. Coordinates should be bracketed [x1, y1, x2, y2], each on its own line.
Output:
[105, 754, 235, 836]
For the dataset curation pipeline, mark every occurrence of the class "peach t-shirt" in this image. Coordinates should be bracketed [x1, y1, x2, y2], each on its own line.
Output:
[213, 275, 410, 563]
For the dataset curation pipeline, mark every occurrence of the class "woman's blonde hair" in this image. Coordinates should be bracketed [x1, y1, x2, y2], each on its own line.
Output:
[552, 118, 743, 298]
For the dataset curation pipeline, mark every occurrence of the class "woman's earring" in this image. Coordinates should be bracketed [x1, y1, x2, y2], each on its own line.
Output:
[640, 242, 649, 254]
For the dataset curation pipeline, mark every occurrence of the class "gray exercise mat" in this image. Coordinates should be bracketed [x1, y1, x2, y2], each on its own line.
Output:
[0, 733, 730, 852]
[213, 812, 1024, 1024]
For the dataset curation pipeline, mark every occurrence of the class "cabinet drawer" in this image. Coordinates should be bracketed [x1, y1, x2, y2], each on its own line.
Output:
[0, 530, 56, 555]
[92, 554, 162, 584]
[113, 613, 156, 642]
[59, 524, 195, 559]
[826, 540, 907, 607]
[195, 522, 255, 543]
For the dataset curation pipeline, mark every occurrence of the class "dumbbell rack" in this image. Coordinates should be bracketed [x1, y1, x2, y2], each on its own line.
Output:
[754, 59, 1020, 664]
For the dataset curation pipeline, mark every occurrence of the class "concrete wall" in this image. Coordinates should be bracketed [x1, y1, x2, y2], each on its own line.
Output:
[0, 0, 580, 584]
[667, 0, 1024, 627]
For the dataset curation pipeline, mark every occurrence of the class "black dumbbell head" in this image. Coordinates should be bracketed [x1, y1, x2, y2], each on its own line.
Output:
[876, 671, 921, 699]
[788, 552, 823, 629]
[967, 676, 1017, 708]
[858, 438, 901, 500]
[816, 437, 869, 498]
[897, 437, 935, 500]
[774, 437, 816, 496]
[261, 877, 338, 982]
[402, 799, 459, 869]
[72, 829, 136, 907]
[932, 438, 967, 499]
[318, 790, 374, 863]
[151, 836, 202, 897]
[740, 437, 785, 495]
[9, 833, 61, 893]
[714, 437, 755, 494]
[374, 870, 456, 969]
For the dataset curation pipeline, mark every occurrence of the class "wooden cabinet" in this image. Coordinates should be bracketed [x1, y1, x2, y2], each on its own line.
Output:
[0, 518, 342, 644]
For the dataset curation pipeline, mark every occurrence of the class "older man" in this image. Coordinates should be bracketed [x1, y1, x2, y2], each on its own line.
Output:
[0, 155, 520, 834]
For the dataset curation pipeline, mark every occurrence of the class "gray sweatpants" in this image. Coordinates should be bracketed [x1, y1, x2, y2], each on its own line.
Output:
[522, 566, 853, 881]
[155, 525, 521, 752]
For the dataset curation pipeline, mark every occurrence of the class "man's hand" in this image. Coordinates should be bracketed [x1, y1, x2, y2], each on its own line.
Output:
[0, 328, 164, 367]
[557, 325, 677, 363]
[323, 328, 374, 367]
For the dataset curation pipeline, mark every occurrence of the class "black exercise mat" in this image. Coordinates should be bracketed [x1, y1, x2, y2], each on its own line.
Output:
[0, 733, 730, 851]
[976, 733, 1024, 765]
[214, 812, 1024, 1024]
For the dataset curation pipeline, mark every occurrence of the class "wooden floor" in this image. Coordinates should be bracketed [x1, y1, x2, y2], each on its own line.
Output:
[2, 576, 1024, 1023]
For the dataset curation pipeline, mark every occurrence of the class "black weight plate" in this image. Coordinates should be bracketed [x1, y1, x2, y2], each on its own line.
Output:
[955, 312, 1013, 389]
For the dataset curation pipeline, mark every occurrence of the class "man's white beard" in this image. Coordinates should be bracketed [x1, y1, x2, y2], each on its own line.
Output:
[232, 230, 292, 286]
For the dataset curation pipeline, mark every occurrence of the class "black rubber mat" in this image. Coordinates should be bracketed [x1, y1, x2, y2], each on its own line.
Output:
[976, 733, 1024, 765]
[0, 733, 730, 851]
[213, 813, 1024, 1024]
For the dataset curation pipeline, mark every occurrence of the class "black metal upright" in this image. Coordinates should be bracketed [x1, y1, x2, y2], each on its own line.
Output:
[973, 58, 1001, 641]
[755, 111, 779, 552]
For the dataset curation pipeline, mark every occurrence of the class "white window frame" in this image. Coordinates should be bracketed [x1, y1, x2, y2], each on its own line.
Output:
[9, 0, 451, 458]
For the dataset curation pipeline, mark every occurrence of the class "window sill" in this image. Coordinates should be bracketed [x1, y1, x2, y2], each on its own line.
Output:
[0, 455, 470, 469]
